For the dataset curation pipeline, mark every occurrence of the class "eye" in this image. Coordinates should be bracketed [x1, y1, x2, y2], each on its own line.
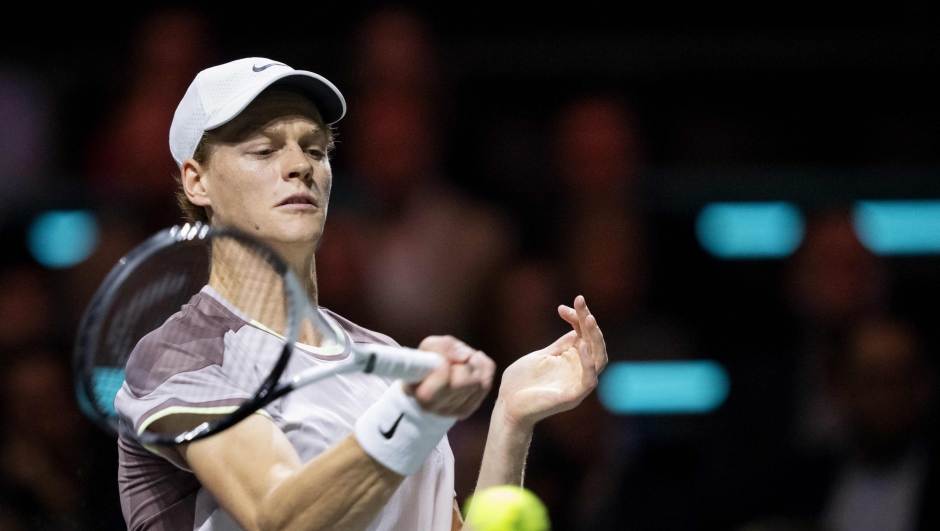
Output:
[256, 149, 275, 156]
[307, 149, 326, 160]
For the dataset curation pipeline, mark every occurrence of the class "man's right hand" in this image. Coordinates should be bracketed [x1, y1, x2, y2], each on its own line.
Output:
[408, 336, 496, 419]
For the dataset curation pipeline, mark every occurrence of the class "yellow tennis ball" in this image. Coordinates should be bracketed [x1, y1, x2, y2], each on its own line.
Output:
[463, 486, 550, 531]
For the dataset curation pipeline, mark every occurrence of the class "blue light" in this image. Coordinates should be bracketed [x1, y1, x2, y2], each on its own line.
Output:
[598, 360, 730, 414]
[854, 200, 940, 255]
[696, 202, 804, 259]
[92, 367, 125, 416]
[27, 210, 99, 268]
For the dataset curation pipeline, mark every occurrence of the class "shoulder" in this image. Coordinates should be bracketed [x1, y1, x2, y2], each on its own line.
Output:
[320, 308, 401, 348]
[125, 291, 247, 396]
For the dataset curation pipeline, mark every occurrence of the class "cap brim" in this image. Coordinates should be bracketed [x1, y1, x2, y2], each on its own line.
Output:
[204, 70, 346, 131]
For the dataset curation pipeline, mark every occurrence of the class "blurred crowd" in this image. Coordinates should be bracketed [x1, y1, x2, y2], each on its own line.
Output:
[1, 8, 939, 531]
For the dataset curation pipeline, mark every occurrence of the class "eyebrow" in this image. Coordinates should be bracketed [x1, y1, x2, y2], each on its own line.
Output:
[258, 123, 328, 140]
[221, 114, 327, 144]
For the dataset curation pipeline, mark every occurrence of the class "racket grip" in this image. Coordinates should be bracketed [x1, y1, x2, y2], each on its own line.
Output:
[360, 344, 444, 383]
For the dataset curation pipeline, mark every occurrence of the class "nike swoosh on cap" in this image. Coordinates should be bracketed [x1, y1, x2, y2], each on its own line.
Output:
[252, 63, 285, 72]
[380, 413, 405, 439]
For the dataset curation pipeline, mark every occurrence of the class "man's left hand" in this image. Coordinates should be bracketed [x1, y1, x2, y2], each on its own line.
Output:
[496, 295, 608, 430]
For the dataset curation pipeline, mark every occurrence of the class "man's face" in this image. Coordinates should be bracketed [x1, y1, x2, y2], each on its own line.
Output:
[199, 88, 332, 252]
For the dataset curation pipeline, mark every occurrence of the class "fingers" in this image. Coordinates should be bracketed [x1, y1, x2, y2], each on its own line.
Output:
[449, 351, 496, 417]
[545, 330, 579, 356]
[585, 313, 608, 373]
[447, 351, 496, 419]
[418, 335, 473, 363]
[576, 340, 599, 393]
[574, 295, 590, 337]
[558, 305, 582, 337]
[413, 345, 496, 418]
[412, 358, 453, 403]
[569, 296, 608, 374]
[559, 295, 594, 340]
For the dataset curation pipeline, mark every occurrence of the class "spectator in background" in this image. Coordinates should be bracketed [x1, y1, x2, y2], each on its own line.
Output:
[0, 265, 58, 529]
[551, 95, 696, 363]
[338, 11, 516, 347]
[479, 95, 695, 531]
[560, 206, 694, 365]
[347, 91, 516, 347]
[0, 355, 85, 529]
[524, 208, 694, 530]
[350, 8, 439, 99]
[0, 266, 56, 356]
[480, 261, 569, 368]
[784, 209, 889, 451]
[786, 210, 887, 329]
[491, 94, 647, 255]
[822, 316, 939, 531]
[554, 95, 644, 212]
[314, 217, 372, 327]
[450, 261, 570, 502]
[84, 9, 214, 229]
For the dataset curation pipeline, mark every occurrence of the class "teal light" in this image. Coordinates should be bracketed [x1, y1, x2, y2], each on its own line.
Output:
[696, 202, 804, 259]
[92, 367, 125, 416]
[27, 210, 99, 268]
[598, 360, 730, 415]
[854, 200, 940, 255]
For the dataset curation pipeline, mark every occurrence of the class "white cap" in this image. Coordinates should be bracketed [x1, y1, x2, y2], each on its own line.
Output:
[169, 57, 346, 167]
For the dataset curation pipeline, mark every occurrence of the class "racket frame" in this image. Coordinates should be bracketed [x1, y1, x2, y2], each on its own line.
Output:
[75, 222, 443, 447]
[73, 222, 307, 446]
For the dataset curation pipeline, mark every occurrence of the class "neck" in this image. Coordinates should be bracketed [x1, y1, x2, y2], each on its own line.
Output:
[206, 238, 320, 342]
[271, 242, 319, 307]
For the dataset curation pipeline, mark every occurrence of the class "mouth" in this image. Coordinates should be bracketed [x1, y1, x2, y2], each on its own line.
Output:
[276, 193, 319, 210]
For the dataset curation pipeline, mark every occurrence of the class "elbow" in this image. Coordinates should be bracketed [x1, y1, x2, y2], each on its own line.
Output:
[255, 515, 282, 531]
[253, 501, 333, 531]
[253, 497, 289, 531]
[254, 500, 306, 531]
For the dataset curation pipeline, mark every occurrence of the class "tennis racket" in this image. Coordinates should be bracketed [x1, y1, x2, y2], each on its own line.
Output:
[73, 222, 442, 446]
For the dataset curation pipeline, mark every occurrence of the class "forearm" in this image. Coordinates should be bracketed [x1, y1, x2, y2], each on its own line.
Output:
[181, 415, 404, 531]
[259, 435, 404, 531]
[474, 399, 534, 491]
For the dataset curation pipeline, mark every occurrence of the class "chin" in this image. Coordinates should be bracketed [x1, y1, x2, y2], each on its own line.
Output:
[269, 225, 324, 248]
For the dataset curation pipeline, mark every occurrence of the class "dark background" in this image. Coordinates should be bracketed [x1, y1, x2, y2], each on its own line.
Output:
[2, 2, 940, 530]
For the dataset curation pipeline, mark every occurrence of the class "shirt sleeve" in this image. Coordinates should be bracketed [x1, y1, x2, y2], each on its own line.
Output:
[113, 299, 262, 468]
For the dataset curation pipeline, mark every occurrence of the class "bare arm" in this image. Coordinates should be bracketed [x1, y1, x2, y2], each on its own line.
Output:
[180, 336, 494, 531]
[180, 414, 403, 531]
[474, 403, 534, 490]
[452, 499, 464, 531]
[472, 296, 607, 494]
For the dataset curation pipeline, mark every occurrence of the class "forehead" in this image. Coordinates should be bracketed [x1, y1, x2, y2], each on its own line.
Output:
[214, 88, 326, 141]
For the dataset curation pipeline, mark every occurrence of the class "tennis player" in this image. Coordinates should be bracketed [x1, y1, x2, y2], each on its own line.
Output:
[115, 58, 608, 531]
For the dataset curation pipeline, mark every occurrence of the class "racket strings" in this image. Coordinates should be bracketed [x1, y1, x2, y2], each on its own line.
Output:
[83, 232, 298, 441]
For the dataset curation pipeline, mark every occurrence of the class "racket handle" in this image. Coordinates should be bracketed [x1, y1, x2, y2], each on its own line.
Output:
[359, 344, 444, 383]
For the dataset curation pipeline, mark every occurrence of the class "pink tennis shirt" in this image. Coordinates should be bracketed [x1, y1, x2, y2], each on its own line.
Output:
[114, 286, 455, 531]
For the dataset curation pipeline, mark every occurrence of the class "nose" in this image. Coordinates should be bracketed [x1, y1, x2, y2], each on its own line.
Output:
[283, 144, 313, 184]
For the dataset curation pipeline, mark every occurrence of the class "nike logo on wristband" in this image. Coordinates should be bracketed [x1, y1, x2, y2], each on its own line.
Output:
[252, 63, 284, 72]
[380, 413, 405, 439]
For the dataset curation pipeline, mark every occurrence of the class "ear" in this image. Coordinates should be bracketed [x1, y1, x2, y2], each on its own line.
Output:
[181, 159, 211, 208]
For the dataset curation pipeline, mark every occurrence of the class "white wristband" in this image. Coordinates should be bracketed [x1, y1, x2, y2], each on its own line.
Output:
[354, 381, 457, 476]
